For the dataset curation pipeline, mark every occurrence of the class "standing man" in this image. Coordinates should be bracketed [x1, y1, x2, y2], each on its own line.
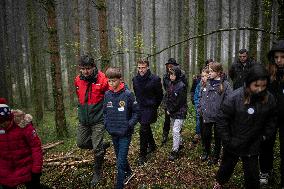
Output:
[132, 60, 163, 165]
[74, 55, 109, 186]
[162, 58, 187, 145]
[229, 49, 256, 90]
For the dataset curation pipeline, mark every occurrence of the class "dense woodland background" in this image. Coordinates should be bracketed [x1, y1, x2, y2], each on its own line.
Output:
[0, 0, 284, 137]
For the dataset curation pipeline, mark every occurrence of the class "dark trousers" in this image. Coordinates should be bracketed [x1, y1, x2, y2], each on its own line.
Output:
[139, 123, 156, 157]
[216, 149, 260, 189]
[201, 122, 221, 158]
[163, 109, 171, 137]
[112, 135, 132, 189]
[280, 125, 284, 187]
[259, 130, 277, 173]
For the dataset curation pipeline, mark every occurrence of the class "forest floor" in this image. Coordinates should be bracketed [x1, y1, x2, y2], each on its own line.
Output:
[36, 106, 281, 189]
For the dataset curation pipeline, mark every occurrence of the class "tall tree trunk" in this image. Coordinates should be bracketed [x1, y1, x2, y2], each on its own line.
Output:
[64, 0, 76, 109]
[277, 0, 284, 39]
[97, 0, 110, 71]
[261, 0, 272, 65]
[135, 0, 142, 59]
[216, 0, 222, 62]
[73, 0, 80, 63]
[227, 0, 233, 66]
[26, 0, 43, 123]
[235, 0, 241, 59]
[86, 0, 92, 54]
[47, 0, 68, 138]
[249, 0, 259, 59]
[1, 0, 13, 104]
[152, 0, 157, 72]
[183, 0, 190, 76]
[197, 0, 205, 70]
[14, 0, 28, 109]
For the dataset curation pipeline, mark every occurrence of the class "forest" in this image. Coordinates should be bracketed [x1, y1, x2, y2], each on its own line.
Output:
[0, 0, 284, 188]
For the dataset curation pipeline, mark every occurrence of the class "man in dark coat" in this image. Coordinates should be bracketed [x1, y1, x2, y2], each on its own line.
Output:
[229, 49, 256, 90]
[132, 60, 163, 165]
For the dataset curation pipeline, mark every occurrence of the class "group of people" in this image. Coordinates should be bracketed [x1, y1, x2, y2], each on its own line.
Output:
[190, 41, 284, 189]
[0, 39, 283, 189]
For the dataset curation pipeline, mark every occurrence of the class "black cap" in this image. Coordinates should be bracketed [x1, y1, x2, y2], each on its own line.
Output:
[79, 55, 95, 67]
[165, 58, 179, 66]
[267, 40, 284, 62]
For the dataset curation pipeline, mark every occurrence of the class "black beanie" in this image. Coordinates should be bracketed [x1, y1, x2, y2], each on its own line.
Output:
[165, 58, 179, 66]
[267, 40, 284, 62]
[245, 64, 269, 87]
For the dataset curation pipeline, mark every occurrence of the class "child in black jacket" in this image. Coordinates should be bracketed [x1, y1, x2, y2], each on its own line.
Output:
[213, 64, 277, 189]
[103, 67, 139, 189]
[166, 66, 187, 161]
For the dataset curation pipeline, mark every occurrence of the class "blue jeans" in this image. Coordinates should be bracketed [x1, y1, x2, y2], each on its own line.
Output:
[194, 105, 201, 135]
[112, 135, 132, 189]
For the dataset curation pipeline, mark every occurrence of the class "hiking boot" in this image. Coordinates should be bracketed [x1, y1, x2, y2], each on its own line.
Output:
[103, 141, 111, 151]
[91, 154, 104, 186]
[260, 172, 269, 185]
[168, 151, 178, 161]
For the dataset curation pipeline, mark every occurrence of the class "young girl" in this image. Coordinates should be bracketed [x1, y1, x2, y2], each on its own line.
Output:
[199, 62, 232, 164]
[166, 66, 187, 161]
[259, 40, 284, 188]
[192, 66, 210, 148]
[213, 64, 277, 189]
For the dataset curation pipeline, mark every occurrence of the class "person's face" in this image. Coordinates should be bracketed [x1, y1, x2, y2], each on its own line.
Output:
[209, 68, 219, 79]
[249, 80, 267, 94]
[166, 64, 174, 72]
[108, 78, 121, 91]
[201, 71, 208, 83]
[0, 120, 10, 128]
[80, 66, 95, 77]
[137, 63, 149, 76]
[169, 72, 176, 81]
[274, 51, 284, 67]
[239, 52, 248, 63]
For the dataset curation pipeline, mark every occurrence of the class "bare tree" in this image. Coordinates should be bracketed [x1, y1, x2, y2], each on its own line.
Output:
[26, 0, 43, 123]
[46, 0, 68, 137]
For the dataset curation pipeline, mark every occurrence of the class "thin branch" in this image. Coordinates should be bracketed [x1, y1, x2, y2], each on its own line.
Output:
[145, 27, 277, 59]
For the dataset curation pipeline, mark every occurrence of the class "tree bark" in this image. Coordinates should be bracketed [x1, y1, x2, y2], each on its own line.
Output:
[261, 0, 272, 65]
[46, 0, 68, 138]
[249, 0, 259, 59]
[277, 0, 284, 39]
[197, 0, 205, 70]
[96, 0, 110, 72]
[26, 0, 43, 123]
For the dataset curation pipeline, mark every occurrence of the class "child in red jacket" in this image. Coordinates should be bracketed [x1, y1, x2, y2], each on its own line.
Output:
[0, 98, 43, 189]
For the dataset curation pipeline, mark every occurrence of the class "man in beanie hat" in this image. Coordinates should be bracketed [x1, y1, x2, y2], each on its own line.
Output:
[213, 64, 277, 189]
[0, 98, 43, 189]
[161, 58, 188, 145]
[260, 40, 284, 188]
[74, 55, 110, 186]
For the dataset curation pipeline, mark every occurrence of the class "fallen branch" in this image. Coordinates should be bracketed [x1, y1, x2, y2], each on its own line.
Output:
[44, 155, 82, 162]
[42, 141, 64, 151]
[44, 159, 93, 167]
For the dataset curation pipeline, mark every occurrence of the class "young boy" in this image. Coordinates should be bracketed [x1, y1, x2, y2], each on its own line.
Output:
[103, 67, 139, 189]
[165, 66, 188, 161]
[0, 98, 43, 189]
